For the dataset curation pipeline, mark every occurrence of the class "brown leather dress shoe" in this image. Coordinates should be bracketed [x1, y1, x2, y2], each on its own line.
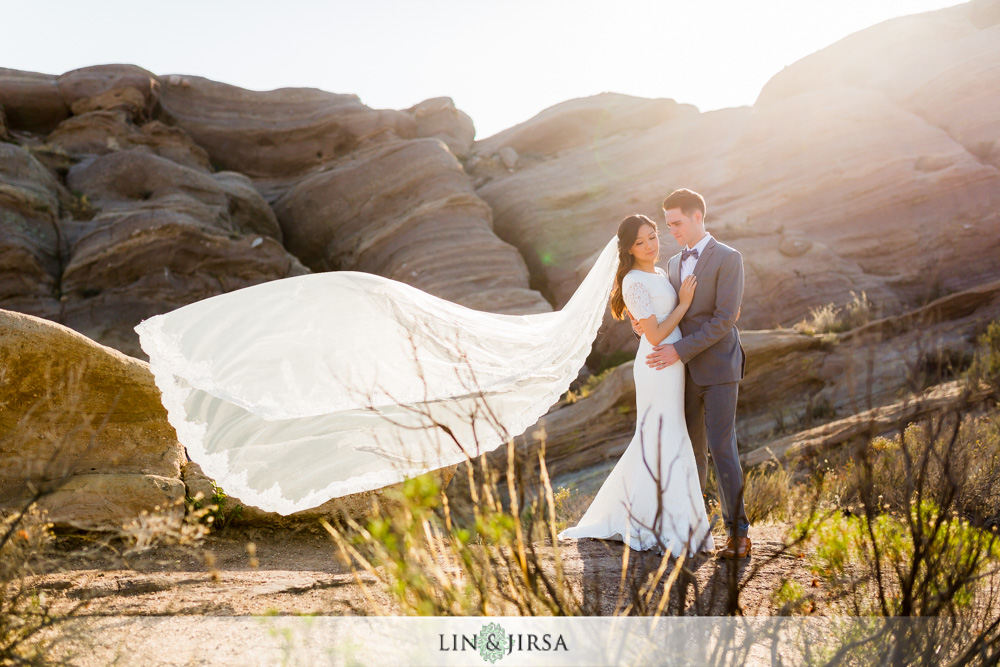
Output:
[716, 536, 752, 559]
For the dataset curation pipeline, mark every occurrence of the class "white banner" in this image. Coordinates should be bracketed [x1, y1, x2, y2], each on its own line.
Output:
[57, 615, 946, 666]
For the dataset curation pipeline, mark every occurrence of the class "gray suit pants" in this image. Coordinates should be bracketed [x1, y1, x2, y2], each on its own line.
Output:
[684, 374, 750, 537]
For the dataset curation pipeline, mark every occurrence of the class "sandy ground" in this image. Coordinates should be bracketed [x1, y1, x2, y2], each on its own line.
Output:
[25, 523, 824, 665]
[34, 524, 807, 617]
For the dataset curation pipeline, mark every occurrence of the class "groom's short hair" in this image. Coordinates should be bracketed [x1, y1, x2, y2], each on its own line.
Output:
[662, 188, 706, 219]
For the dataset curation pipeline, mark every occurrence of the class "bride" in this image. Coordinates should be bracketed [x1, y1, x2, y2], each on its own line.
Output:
[558, 215, 713, 555]
[135, 213, 709, 548]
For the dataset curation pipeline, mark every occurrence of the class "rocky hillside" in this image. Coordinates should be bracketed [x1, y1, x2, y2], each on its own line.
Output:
[1, 0, 999, 526]
[2, 2, 999, 361]
[0, 68, 548, 358]
[470, 0, 1000, 356]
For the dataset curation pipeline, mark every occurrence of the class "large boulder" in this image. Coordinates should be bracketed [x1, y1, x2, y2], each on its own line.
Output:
[0, 310, 186, 530]
[57, 65, 160, 122]
[273, 138, 551, 314]
[0, 68, 69, 133]
[0, 309, 451, 531]
[407, 97, 476, 159]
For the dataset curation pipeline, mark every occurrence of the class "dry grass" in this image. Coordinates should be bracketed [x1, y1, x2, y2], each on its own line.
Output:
[795, 290, 873, 334]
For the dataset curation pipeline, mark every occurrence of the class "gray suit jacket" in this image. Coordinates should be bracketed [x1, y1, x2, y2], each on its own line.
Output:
[667, 237, 746, 386]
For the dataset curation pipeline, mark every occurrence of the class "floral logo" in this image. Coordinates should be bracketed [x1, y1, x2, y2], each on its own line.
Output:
[478, 622, 509, 663]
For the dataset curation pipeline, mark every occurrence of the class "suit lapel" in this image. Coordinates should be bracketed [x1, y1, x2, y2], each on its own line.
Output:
[692, 238, 717, 279]
[668, 255, 681, 292]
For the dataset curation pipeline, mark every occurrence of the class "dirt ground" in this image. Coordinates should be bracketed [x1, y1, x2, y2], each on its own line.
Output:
[33, 523, 809, 618]
[23, 522, 827, 665]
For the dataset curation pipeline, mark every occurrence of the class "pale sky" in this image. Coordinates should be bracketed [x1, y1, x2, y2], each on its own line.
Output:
[1, 0, 962, 139]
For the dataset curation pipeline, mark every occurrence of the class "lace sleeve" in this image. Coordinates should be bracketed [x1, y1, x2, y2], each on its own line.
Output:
[623, 277, 655, 320]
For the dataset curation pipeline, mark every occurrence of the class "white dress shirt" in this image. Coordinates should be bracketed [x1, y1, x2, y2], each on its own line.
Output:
[680, 233, 713, 280]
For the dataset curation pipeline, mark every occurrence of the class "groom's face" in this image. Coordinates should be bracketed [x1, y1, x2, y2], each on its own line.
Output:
[663, 207, 704, 248]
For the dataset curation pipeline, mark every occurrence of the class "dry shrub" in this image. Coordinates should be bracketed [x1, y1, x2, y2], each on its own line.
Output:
[743, 462, 792, 524]
[775, 400, 1000, 664]
[323, 439, 582, 616]
[118, 495, 213, 555]
[832, 416, 1000, 528]
[551, 485, 595, 533]
[795, 291, 873, 334]
[0, 504, 84, 665]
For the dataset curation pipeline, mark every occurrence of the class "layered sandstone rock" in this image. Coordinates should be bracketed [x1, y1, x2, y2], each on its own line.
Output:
[156, 75, 417, 188]
[0, 68, 69, 133]
[60, 150, 307, 356]
[274, 138, 551, 313]
[471, 1, 1000, 354]
[0, 310, 185, 530]
[408, 97, 475, 160]
[56, 64, 160, 121]
[0, 64, 159, 135]
[0, 65, 551, 356]
[48, 109, 212, 170]
[0, 143, 63, 320]
[474, 91, 1000, 342]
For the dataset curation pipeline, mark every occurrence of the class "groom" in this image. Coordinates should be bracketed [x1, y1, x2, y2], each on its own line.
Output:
[645, 188, 750, 558]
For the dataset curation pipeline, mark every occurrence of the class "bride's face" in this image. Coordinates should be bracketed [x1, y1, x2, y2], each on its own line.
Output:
[629, 224, 659, 263]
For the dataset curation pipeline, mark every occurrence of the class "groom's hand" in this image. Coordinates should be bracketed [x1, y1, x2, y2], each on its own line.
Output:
[647, 343, 680, 369]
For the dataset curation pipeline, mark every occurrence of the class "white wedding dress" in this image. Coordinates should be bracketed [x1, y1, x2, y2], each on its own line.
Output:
[136, 238, 620, 515]
[558, 268, 714, 555]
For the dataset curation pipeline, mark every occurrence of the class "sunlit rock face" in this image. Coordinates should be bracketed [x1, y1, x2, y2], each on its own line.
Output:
[273, 138, 550, 314]
[156, 75, 418, 188]
[470, 1, 1000, 360]
[0, 309, 186, 530]
[0, 66, 548, 356]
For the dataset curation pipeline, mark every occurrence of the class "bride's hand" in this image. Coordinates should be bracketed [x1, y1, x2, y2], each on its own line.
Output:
[626, 309, 642, 337]
[678, 275, 697, 307]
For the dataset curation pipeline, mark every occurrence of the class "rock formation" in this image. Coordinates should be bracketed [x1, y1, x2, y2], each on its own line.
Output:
[469, 0, 1000, 362]
[0, 308, 453, 530]
[1, 0, 998, 525]
[0, 67, 549, 356]
[0, 309, 186, 530]
[273, 138, 549, 313]
[0, 143, 63, 321]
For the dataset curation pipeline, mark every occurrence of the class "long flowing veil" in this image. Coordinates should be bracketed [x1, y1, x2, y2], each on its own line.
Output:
[136, 237, 619, 515]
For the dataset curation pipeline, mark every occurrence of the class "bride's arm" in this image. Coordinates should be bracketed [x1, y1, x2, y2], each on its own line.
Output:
[635, 276, 697, 346]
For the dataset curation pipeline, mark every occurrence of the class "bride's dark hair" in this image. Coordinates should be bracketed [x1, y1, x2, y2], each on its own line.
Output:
[609, 214, 657, 320]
